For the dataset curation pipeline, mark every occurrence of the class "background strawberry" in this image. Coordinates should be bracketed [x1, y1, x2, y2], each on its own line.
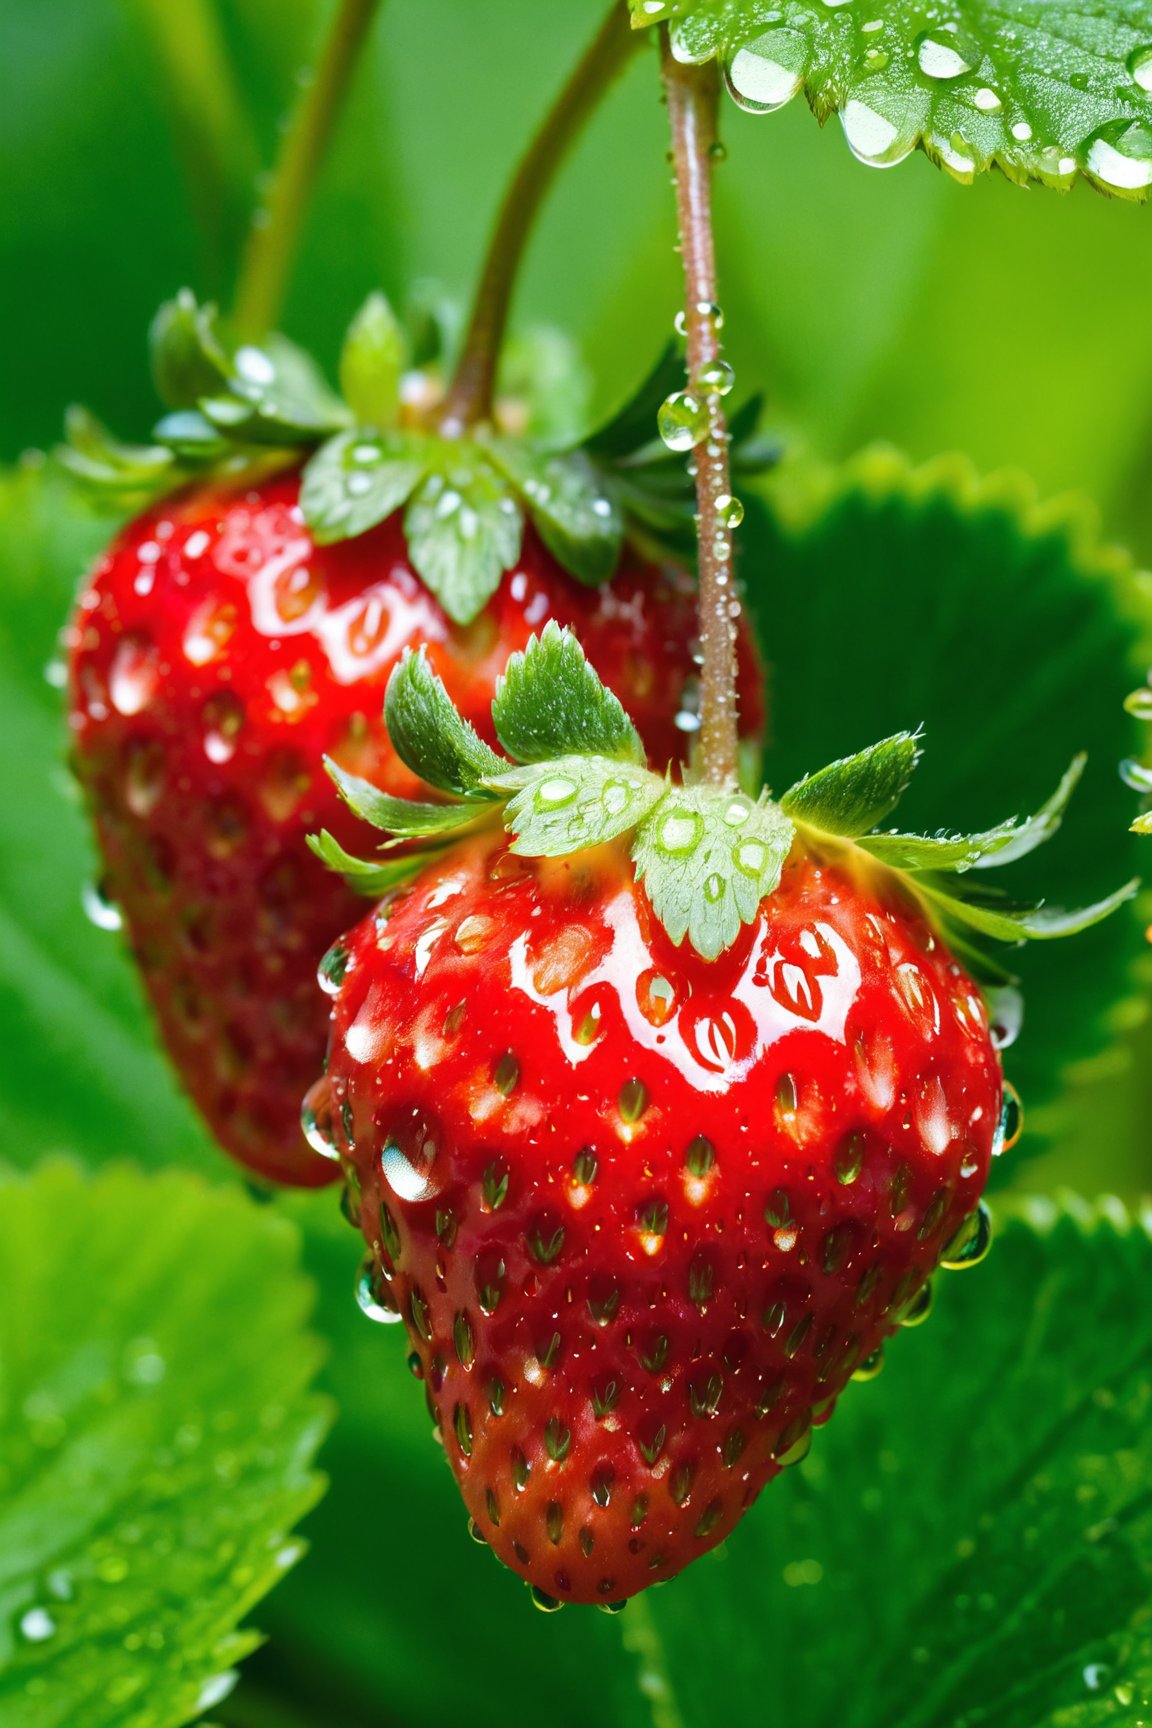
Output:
[67, 470, 765, 1185]
[320, 830, 1002, 1604]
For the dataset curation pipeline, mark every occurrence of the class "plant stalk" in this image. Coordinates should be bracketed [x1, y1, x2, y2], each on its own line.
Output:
[660, 33, 741, 789]
[233, 0, 384, 339]
[441, 3, 641, 434]
[125, 0, 258, 291]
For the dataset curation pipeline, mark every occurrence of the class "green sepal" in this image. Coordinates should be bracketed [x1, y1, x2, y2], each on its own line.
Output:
[917, 873, 1140, 944]
[405, 461, 524, 624]
[493, 756, 664, 857]
[861, 755, 1086, 872]
[151, 291, 348, 444]
[199, 333, 349, 444]
[326, 759, 489, 842]
[306, 830, 440, 898]
[339, 291, 407, 429]
[584, 344, 685, 459]
[55, 406, 181, 509]
[781, 731, 922, 836]
[492, 622, 644, 765]
[150, 289, 231, 409]
[301, 430, 426, 543]
[385, 648, 507, 797]
[485, 438, 623, 586]
[633, 788, 797, 962]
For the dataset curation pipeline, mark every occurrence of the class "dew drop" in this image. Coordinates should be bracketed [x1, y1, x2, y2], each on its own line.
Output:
[723, 7, 806, 102]
[973, 86, 1002, 111]
[657, 391, 708, 453]
[202, 691, 245, 764]
[355, 1254, 402, 1324]
[318, 939, 351, 996]
[1123, 687, 1152, 720]
[82, 877, 123, 932]
[108, 633, 160, 716]
[993, 1082, 1023, 1154]
[940, 1201, 993, 1270]
[382, 1121, 441, 1201]
[535, 775, 578, 810]
[851, 1345, 885, 1382]
[841, 98, 919, 167]
[1130, 45, 1152, 93]
[19, 1608, 57, 1643]
[300, 1076, 342, 1161]
[1085, 118, 1152, 191]
[916, 30, 974, 79]
[696, 358, 735, 396]
[659, 808, 703, 855]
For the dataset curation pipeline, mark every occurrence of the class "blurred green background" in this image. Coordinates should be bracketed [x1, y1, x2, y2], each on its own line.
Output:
[3, 2, 1152, 1723]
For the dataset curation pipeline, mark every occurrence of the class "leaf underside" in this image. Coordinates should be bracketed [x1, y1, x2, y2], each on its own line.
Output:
[635, 0, 1152, 197]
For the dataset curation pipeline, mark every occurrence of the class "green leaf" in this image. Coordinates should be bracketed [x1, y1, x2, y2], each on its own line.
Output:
[486, 440, 623, 586]
[780, 730, 922, 835]
[326, 758, 486, 841]
[633, 787, 796, 960]
[492, 622, 645, 765]
[743, 450, 1152, 1155]
[338, 292, 406, 429]
[861, 754, 1086, 870]
[404, 462, 523, 625]
[0, 1162, 328, 1728]
[495, 756, 665, 857]
[638, 1, 1152, 197]
[300, 430, 426, 544]
[305, 830, 436, 898]
[920, 874, 1139, 943]
[384, 649, 508, 798]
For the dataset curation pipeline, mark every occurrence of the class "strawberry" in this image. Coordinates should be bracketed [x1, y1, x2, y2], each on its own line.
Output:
[310, 627, 1132, 1602]
[321, 832, 1001, 1603]
[60, 292, 775, 1186]
[66, 473, 765, 1185]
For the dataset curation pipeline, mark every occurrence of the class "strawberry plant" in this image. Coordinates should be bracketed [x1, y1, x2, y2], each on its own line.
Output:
[3, 0, 1152, 1722]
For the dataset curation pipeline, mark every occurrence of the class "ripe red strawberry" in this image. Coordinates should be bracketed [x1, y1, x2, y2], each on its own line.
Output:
[307, 623, 1127, 1602]
[66, 470, 765, 1185]
[318, 830, 1002, 1604]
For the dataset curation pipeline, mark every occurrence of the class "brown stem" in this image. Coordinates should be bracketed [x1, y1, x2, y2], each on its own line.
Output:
[660, 33, 741, 789]
[441, 3, 640, 434]
[233, 0, 384, 339]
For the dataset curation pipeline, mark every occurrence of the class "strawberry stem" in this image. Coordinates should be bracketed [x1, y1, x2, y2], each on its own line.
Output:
[233, 0, 384, 339]
[441, 4, 640, 435]
[660, 35, 741, 790]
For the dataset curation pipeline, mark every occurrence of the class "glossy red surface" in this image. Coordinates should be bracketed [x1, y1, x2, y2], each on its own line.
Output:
[67, 468, 764, 1184]
[322, 833, 1002, 1601]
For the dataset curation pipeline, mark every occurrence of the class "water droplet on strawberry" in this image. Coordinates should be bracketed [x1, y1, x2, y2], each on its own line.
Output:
[993, 1082, 1022, 1155]
[109, 634, 159, 716]
[82, 877, 123, 932]
[354, 1254, 402, 1323]
[300, 1076, 341, 1161]
[940, 1201, 993, 1270]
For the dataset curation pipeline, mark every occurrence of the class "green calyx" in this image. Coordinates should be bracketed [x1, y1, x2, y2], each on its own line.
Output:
[56, 290, 778, 627]
[310, 623, 1137, 968]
